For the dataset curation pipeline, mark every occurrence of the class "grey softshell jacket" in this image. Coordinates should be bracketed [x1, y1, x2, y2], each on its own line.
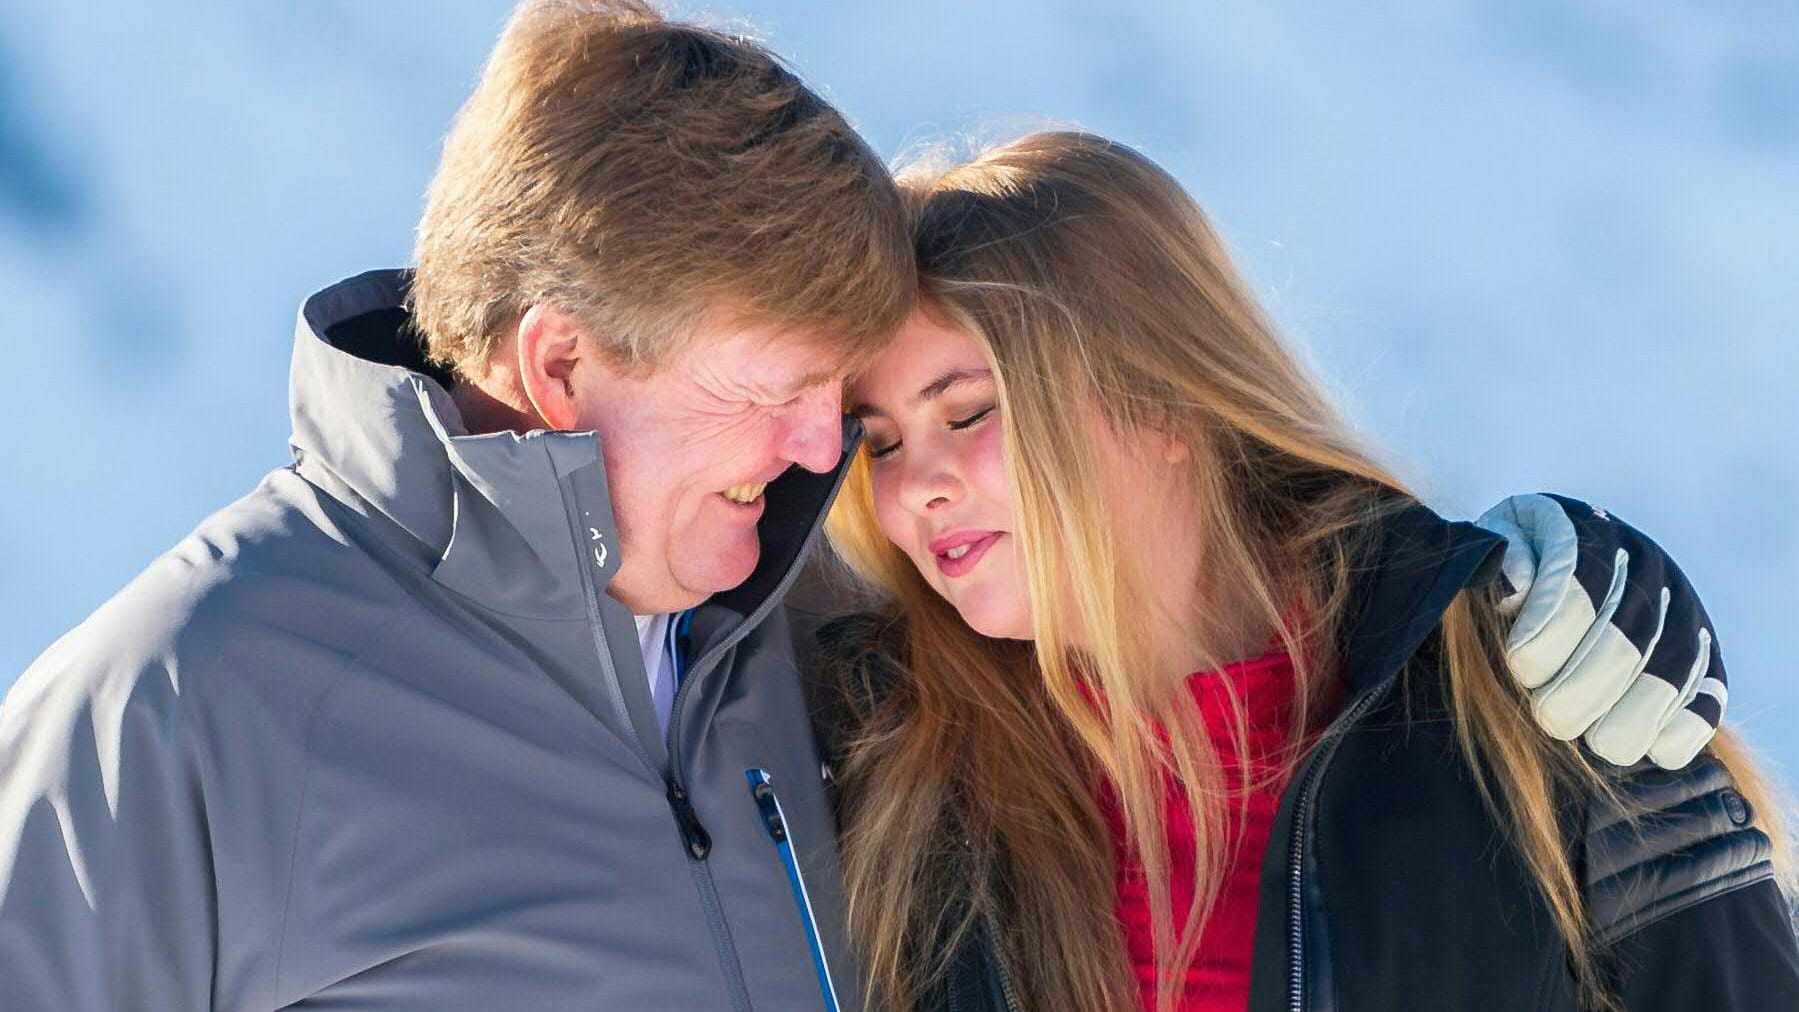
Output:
[0, 269, 860, 1011]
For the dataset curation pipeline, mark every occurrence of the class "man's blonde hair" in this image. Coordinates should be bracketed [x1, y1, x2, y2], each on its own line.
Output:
[412, 0, 914, 377]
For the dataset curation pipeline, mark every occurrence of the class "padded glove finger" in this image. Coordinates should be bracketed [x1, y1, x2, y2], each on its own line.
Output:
[1576, 500, 1726, 768]
[1647, 631, 1727, 770]
[1475, 494, 1726, 768]
[1477, 494, 1629, 692]
[1583, 565, 1707, 764]
[1530, 533, 1669, 742]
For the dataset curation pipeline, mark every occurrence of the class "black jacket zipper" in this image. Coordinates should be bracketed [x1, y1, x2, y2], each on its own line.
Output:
[1285, 678, 1397, 1011]
[667, 780, 713, 859]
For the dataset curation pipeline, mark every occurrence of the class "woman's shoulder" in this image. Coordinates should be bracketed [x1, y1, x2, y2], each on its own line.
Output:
[1581, 750, 1781, 946]
[816, 608, 902, 654]
[807, 608, 911, 762]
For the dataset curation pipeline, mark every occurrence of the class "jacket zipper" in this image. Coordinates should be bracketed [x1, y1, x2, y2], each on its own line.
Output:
[1285, 679, 1396, 1011]
[992, 938, 1023, 1012]
[976, 909, 1023, 1012]
[747, 768, 843, 1012]
[659, 459, 857, 1006]
[560, 496, 752, 1011]
[563, 439, 857, 1012]
[664, 616, 714, 859]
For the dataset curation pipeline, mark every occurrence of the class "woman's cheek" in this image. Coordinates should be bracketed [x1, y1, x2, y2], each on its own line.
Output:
[868, 471, 912, 556]
[965, 421, 1015, 521]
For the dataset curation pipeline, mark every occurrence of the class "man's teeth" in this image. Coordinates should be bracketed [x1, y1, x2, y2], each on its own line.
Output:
[722, 482, 768, 504]
[945, 544, 971, 560]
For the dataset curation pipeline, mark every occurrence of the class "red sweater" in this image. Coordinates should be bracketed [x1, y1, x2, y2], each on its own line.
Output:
[1098, 649, 1302, 1012]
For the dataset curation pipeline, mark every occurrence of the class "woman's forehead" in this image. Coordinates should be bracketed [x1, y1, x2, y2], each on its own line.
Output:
[849, 312, 991, 413]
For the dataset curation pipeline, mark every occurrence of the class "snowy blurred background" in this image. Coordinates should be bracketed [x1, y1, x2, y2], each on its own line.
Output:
[2, 2, 1794, 771]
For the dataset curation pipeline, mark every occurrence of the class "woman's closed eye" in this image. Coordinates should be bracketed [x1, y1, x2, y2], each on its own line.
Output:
[949, 406, 994, 431]
[868, 405, 996, 460]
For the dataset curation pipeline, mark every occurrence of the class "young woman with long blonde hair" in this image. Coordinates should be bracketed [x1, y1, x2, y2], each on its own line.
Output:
[814, 131, 1798, 1011]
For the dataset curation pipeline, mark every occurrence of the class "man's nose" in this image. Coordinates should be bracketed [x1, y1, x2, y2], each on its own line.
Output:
[781, 388, 845, 474]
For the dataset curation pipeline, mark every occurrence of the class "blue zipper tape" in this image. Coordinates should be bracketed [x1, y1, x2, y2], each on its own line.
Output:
[746, 768, 842, 1012]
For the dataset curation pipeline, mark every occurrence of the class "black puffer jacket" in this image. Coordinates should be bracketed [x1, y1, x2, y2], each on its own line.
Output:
[813, 503, 1799, 1011]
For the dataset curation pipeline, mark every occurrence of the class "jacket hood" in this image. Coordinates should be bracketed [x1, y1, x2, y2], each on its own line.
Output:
[287, 268, 857, 622]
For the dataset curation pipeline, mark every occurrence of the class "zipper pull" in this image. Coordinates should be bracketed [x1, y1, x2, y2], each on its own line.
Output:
[750, 778, 787, 843]
[667, 781, 712, 860]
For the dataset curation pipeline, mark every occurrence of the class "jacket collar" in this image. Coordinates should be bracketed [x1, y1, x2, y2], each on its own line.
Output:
[1337, 498, 1508, 695]
[287, 268, 856, 624]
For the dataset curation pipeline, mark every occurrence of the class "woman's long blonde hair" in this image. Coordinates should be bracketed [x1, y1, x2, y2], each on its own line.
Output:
[824, 131, 1787, 1012]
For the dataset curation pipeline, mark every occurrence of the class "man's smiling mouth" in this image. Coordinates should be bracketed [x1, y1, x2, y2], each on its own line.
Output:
[721, 481, 769, 504]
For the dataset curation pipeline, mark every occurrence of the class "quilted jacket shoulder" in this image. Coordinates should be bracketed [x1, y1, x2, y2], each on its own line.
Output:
[1583, 754, 1779, 946]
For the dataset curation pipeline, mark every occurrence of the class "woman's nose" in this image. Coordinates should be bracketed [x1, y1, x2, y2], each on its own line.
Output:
[898, 452, 962, 515]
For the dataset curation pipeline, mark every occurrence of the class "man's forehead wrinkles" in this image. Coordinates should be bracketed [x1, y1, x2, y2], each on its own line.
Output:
[697, 356, 841, 403]
[758, 366, 844, 400]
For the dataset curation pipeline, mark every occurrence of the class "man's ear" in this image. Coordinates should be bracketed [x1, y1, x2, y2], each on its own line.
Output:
[515, 303, 587, 431]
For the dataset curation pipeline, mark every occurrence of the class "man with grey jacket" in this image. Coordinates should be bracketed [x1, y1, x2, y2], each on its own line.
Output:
[1, 4, 912, 1009]
[0, 2, 1734, 1010]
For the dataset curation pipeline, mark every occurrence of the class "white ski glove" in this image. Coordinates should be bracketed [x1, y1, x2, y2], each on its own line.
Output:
[1476, 493, 1725, 770]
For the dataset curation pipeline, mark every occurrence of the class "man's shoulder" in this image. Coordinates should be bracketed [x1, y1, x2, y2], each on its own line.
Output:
[5, 469, 413, 747]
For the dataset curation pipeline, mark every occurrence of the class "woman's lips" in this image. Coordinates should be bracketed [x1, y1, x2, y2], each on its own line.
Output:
[933, 531, 1002, 578]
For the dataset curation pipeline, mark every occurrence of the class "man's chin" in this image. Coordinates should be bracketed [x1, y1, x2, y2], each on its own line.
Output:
[677, 541, 762, 600]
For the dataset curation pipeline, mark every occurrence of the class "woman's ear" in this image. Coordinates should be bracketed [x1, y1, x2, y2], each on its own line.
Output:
[1127, 410, 1191, 465]
[515, 303, 586, 430]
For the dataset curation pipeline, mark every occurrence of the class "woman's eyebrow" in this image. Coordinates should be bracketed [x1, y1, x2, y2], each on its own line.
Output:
[848, 368, 992, 419]
[916, 368, 991, 403]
